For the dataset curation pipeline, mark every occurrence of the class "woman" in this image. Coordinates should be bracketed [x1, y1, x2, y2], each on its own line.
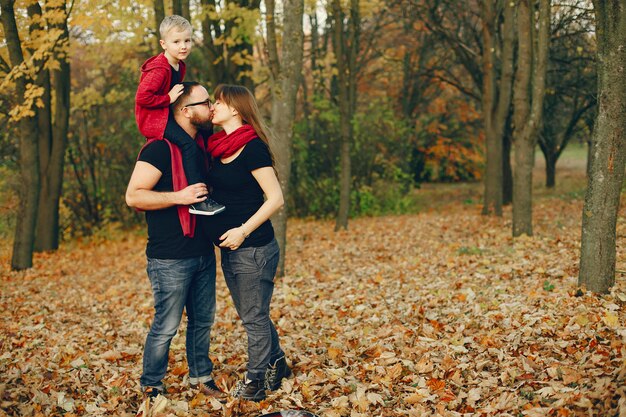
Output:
[203, 84, 291, 402]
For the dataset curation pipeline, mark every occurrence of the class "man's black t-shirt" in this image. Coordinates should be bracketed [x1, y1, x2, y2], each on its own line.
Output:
[203, 138, 274, 248]
[138, 140, 212, 259]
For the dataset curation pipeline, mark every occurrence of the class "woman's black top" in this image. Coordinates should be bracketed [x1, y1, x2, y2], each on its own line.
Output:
[203, 138, 274, 248]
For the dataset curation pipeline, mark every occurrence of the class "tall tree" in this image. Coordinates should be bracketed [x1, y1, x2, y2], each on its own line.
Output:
[265, 0, 304, 275]
[423, 0, 515, 212]
[579, 1, 626, 293]
[539, 1, 596, 188]
[1, 0, 41, 269]
[153, 0, 165, 49]
[182, 0, 191, 22]
[332, 0, 359, 231]
[34, 0, 71, 252]
[1, 0, 71, 267]
[482, 0, 515, 215]
[511, 0, 550, 237]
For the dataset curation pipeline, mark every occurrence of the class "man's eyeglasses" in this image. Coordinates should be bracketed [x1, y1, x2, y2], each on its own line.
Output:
[183, 99, 212, 109]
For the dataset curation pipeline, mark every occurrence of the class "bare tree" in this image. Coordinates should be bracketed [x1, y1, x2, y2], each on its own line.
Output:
[482, 0, 515, 215]
[579, 1, 626, 293]
[539, 1, 596, 188]
[332, 0, 359, 231]
[422, 0, 516, 213]
[511, 0, 550, 237]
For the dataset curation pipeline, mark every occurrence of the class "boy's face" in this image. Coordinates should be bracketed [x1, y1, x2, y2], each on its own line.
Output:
[160, 28, 192, 63]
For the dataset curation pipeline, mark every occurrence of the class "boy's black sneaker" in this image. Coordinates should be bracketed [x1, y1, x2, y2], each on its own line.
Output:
[189, 198, 225, 216]
[232, 378, 266, 402]
[265, 356, 292, 391]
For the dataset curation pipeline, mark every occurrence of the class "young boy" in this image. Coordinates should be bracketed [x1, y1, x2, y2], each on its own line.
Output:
[135, 15, 225, 216]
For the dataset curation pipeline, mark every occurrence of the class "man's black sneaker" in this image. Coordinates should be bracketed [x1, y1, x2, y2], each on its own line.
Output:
[142, 386, 164, 400]
[265, 356, 292, 391]
[189, 198, 225, 216]
[232, 378, 266, 402]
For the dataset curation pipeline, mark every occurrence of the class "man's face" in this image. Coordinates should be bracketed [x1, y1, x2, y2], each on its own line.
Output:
[160, 28, 192, 63]
[183, 87, 213, 130]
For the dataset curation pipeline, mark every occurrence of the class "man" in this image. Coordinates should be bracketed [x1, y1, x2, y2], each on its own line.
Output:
[126, 81, 224, 400]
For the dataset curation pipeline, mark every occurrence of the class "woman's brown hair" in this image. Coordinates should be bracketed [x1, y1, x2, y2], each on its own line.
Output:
[213, 84, 277, 168]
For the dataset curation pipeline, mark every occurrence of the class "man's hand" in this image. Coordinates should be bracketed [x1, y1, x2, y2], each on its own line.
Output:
[178, 183, 209, 205]
[126, 161, 210, 210]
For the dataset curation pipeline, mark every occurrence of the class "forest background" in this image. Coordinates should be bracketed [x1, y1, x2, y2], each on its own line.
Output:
[0, 0, 603, 247]
[2, 0, 626, 416]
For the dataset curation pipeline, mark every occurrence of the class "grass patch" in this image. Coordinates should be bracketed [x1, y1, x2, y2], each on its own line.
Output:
[457, 246, 485, 255]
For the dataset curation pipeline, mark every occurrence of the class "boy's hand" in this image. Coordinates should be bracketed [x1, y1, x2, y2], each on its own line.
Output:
[168, 84, 184, 104]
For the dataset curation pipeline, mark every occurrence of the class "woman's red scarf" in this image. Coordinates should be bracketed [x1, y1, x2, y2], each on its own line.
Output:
[207, 124, 258, 158]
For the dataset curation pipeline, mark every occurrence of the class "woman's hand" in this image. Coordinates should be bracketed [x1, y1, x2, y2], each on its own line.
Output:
[218, 227, 247, 250]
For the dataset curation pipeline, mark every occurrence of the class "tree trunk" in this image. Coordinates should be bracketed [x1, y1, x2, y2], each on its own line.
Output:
[181, 0, 191, 22]
[545, 153, 556, 188]
[27, 2, 52, 250]
[503, 129, 513, 205]
[172, 0, 183, 17]
[579, 1, 626, 293]
[333, 0, 359, 231]
[512, 0, 550, 237]
[481, 0, 514, 216]
[1, 0, 41, 270]
[481, 0, 500, 215]
[266, 0, 304, 276]
[153, 0, 165, 49]
[200, 0, 222, 88]
[336, 124, 351, 231]
[586, 138, 592, 179]
[36, 1, 70, 251]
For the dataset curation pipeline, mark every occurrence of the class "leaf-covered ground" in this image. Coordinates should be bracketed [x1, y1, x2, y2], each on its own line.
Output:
[2, 175, 625, 416]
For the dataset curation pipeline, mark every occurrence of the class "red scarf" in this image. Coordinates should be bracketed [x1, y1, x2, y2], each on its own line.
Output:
[207, 124, 258, 158]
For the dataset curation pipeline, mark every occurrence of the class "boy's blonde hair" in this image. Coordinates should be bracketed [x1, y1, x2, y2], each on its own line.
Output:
[159, 15, 192, 38]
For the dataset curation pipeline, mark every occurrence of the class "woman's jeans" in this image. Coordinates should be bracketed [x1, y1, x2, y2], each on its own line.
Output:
[220, 238, 285, 381]
[140, 254, 216, 389]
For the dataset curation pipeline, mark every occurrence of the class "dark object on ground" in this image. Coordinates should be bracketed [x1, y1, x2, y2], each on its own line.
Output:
[258, 411, 319, 417]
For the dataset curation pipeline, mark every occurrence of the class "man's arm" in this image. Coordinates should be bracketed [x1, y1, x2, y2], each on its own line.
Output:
[125, 161, 208, 211]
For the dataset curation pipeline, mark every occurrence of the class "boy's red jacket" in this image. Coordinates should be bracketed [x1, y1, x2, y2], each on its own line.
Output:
[135, 53, 186, 140]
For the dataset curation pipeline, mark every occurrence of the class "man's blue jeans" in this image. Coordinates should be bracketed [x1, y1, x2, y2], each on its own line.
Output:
[220, 238, 285, 381]
[140, 254, 216, 389]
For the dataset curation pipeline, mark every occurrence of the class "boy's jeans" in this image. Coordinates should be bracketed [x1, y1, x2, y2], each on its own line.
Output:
[220, 238, 285, 381]
[140, 254, 216, 389]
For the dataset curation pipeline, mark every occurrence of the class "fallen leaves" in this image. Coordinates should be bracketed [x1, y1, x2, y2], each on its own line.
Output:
[1, 196, 625, 416]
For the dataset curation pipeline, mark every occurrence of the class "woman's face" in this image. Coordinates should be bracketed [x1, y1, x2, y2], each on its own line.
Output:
[210, 97, 238, 126]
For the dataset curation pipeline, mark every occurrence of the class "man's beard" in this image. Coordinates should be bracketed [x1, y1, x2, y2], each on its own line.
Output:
[190, 114, 213, 132]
